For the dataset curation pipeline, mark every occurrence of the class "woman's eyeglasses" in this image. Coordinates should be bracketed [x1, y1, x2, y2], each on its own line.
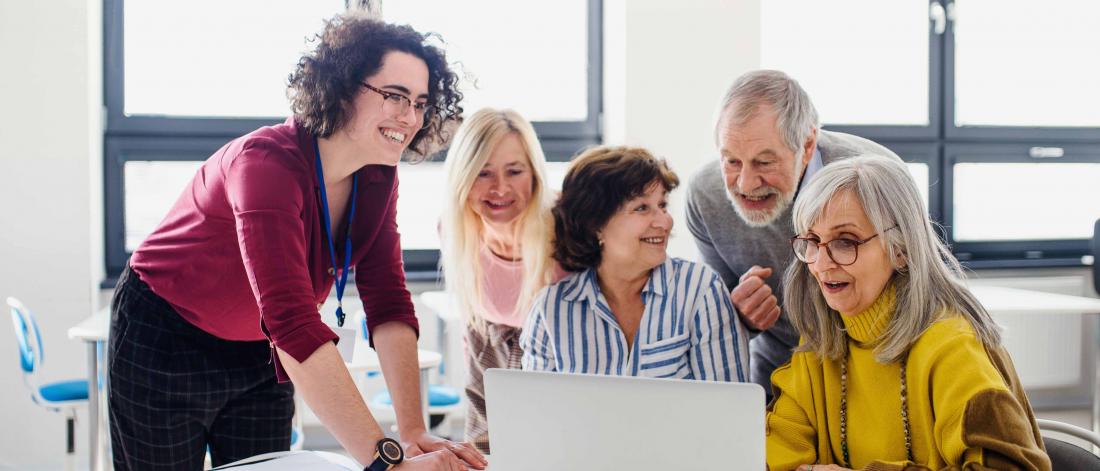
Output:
[790, 225, 898, 266]
[361, 82, 432, 128]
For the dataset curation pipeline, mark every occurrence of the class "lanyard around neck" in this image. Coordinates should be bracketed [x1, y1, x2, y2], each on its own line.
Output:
[314, 137, 358, 327]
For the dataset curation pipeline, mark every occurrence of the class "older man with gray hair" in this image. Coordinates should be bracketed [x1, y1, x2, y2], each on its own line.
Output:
[685, 70, 903, 396]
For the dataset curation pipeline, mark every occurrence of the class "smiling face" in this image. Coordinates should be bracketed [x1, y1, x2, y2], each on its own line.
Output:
[343, 51, 430, 166]
[718, 104, 815, 227]
[598, 181, 673, 275]
[803, 189, 896, 316]
[466, 132, 535, 230]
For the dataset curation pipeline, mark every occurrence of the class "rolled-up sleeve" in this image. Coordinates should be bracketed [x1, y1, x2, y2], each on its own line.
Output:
[225, 139, 337, 378]
[356, 172, 418, 346]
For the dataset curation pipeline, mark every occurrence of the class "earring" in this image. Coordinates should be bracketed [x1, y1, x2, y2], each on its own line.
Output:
[598, 238, 604, 247]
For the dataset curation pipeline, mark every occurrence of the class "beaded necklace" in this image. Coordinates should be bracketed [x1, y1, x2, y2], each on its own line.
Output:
[838, 351, 913, 467]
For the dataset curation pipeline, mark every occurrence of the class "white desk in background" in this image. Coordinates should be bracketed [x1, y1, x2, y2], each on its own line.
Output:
[345, 344, 442, 429]
[418, 291, 463, 387]
[68, 309, 441, 471]
[969, 285, 1100, 431]
[67, 308, 108, 471]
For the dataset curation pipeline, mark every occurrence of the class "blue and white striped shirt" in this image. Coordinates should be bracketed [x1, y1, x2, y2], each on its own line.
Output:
[520, 257, 749, 382]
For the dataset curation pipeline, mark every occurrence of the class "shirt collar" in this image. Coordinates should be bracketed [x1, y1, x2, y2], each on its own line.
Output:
[559, 258, 674, 303]
[641, 257, 673, 298]
[558, 269, 596, 303]
[797, 146, 824, 195]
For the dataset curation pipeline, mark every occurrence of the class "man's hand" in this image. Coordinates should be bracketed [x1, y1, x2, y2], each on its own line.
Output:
[397, 449, 469, 470]
[403, 431, 487, 470]
[730, 265, 781, 330]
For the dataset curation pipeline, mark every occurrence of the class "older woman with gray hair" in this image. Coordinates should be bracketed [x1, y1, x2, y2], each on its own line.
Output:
[766, 154, 1050, 470]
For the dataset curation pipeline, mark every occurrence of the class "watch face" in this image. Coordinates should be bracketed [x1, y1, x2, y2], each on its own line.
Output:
[381, 440, 403, 462]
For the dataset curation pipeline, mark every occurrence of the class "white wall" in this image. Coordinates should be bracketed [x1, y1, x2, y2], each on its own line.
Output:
[603, 0, 761, 260]
[0, 0, 103, 468]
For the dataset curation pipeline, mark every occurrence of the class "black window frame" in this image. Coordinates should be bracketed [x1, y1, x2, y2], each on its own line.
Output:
[821, 0, 1098, 269]
[944, 142, 1100, 267]
[102, 0, 603, 283]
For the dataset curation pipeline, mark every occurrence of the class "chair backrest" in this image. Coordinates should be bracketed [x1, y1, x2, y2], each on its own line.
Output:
[1045, 436, 1100, 471]
[7, 297, 48, 404]
[7, 297, 43, 374]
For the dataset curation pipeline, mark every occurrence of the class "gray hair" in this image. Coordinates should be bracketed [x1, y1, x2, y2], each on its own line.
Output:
[715, 70, 820, 156]
[783, 154, 1001, 363]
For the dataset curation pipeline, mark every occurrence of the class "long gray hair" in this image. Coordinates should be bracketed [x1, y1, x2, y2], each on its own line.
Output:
[784, 154, 1001, 363]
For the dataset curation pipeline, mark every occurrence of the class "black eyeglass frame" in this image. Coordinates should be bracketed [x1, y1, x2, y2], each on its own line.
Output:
[790, 225, 899, 266]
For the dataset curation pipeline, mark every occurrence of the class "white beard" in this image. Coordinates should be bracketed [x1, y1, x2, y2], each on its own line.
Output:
[725, 188, 795, 228]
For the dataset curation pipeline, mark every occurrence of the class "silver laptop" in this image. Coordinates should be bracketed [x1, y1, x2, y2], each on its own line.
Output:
[484, 369, 765, 470]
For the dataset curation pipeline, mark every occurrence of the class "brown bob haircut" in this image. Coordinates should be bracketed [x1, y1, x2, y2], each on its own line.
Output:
[287, 13, 463, 159]
[552, 146, 679, 272]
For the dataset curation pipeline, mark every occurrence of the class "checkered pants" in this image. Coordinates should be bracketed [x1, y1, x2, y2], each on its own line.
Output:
[463, 321, 523, 454]
[108, 266, 295, 470]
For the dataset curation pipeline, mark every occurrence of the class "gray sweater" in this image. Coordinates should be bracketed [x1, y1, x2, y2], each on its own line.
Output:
[684, 130, 902, 394]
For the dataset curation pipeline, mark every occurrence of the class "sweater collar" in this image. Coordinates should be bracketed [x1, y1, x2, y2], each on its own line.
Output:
[840, 283, 897, 345]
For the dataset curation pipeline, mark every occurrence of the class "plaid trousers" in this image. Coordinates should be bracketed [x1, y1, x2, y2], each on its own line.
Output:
[108, 266, 295, 470]
[463, 321, 523, 454]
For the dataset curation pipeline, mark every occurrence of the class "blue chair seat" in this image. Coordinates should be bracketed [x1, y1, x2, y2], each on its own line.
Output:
[373, 385, 461, 407]
[39, 379, 89, 403]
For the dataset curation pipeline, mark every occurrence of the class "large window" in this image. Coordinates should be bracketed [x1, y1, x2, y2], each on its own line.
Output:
[103, 0, 602, 280]
[761, 0, 1100, 267]
[383, 0, 601, 273]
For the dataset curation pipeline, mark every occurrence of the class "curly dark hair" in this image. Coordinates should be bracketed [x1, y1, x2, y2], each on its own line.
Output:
[287, 13, 463, 160]
[552, 146, 680, 272]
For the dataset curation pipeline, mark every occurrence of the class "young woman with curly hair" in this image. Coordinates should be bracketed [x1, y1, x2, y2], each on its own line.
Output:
[109, 13, 485, 471]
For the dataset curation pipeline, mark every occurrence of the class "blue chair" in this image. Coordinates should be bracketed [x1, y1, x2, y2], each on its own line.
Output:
[370, 386, 462, 430]
[7, 297, 89, 460]
[357, 310, 462, 431]
[290, 406, 304, 451]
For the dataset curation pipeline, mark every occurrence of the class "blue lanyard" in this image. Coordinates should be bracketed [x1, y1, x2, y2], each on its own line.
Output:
[314, 137, 358, 327]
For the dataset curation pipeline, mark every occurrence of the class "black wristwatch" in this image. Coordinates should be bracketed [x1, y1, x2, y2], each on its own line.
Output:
[364, 437, 404, 471]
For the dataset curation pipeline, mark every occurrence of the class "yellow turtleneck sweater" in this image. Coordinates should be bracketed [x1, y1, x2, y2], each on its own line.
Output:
[766, 286, 1050, 471]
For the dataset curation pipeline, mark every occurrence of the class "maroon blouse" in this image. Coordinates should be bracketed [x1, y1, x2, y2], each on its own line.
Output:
[130, 118, 418, 380]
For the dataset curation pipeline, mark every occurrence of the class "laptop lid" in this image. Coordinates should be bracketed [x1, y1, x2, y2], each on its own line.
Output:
[484, 369, 765, 470]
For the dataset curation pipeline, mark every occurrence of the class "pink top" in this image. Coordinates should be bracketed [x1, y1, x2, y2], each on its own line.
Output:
[478, 244, 568, 328]
[129, 118, 418, 381]
[478, 244, 526, 327]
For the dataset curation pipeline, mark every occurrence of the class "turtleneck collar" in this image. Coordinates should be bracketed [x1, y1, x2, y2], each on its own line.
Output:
[840, 283, 897, 345]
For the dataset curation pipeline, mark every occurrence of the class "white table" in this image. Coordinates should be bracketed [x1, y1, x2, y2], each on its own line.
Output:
[970, 285, 1100, 431]
[68, 310, 442, 471]
[345, 344, 442, 428]
[418, 291, 463, 388]
[67, 308, 109, 471]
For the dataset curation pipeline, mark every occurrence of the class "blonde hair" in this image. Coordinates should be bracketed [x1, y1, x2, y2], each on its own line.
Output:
[440, 108, 556, 334]
[784, 154, 1002, 363]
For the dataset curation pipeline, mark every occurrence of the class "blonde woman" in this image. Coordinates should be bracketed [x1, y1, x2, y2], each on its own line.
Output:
[440, 108, 559, 453]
